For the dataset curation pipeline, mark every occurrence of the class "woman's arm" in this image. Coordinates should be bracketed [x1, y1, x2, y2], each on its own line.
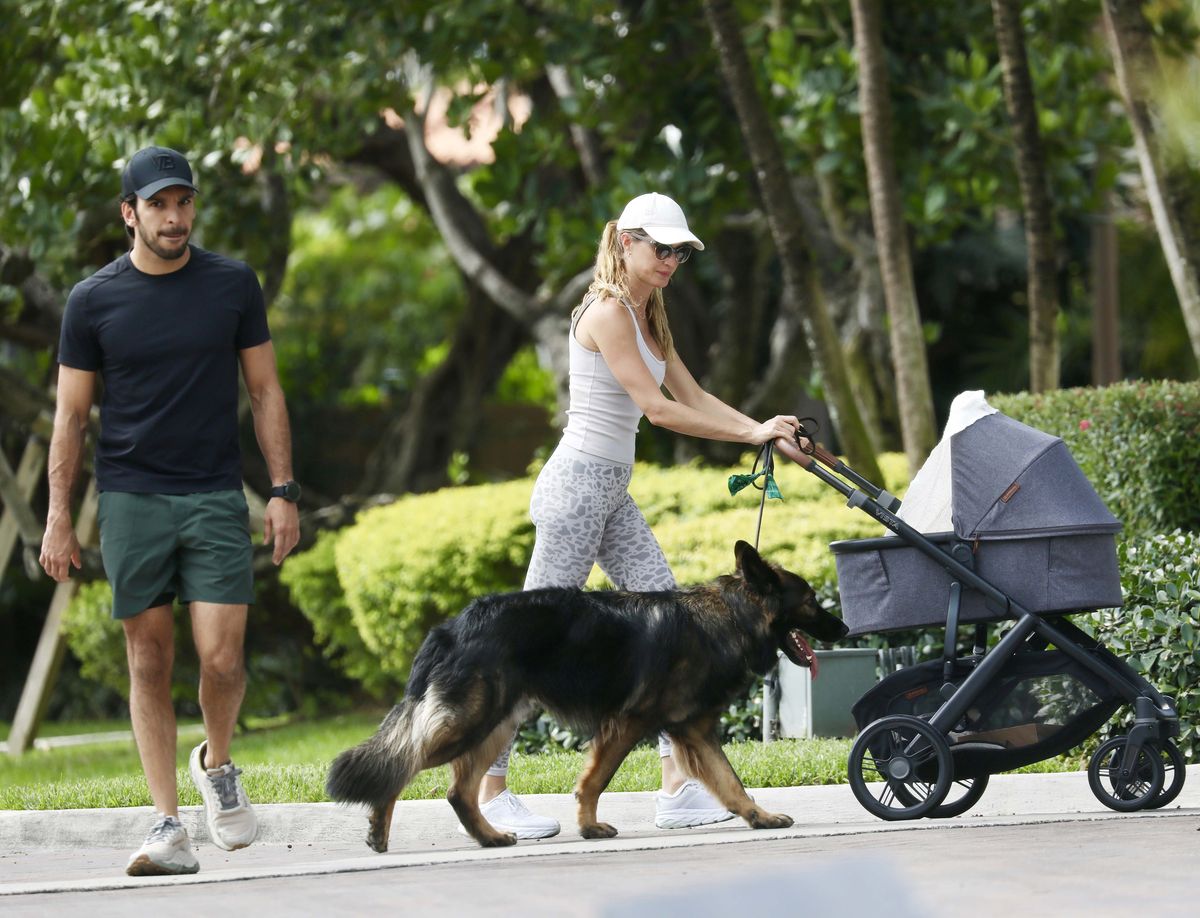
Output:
[663, 354, 762, 429]
[582, 297, 797, 445]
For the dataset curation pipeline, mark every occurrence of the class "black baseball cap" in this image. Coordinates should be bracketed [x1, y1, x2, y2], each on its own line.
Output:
[121, 146, 198, 200]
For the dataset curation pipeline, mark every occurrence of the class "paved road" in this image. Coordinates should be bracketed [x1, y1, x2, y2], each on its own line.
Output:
[2, 768, 1197, 916]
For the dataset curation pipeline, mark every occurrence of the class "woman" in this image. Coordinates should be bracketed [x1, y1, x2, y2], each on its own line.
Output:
[475, 193, 801, 839]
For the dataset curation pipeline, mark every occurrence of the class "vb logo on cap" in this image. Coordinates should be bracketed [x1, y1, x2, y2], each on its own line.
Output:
[121, 146, 198, 200]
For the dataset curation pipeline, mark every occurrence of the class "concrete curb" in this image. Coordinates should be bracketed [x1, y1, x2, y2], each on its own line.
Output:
[2, 767, 1197, 896]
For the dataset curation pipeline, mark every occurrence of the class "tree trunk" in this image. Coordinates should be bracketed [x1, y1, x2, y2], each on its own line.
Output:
[362, 282, 530, 494]
[848, 0, 937, 475]
[349, 117, 588, 492]
[702, 0, 883, 483]
[1102, 0, 1200, 368]
[1091, 190, 1121, 386]
[991, 0, 1061, 393]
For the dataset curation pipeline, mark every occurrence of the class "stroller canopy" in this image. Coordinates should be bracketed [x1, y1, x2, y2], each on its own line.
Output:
[950, 413, 1121, 541]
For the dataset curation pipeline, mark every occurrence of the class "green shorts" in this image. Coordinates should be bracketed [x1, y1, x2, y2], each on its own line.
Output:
[97, 490, 254, 620]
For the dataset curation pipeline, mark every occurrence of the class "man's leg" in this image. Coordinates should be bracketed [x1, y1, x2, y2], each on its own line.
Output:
[122, 604, 179, 815]
[188, 600, 257, 851]
[189, 601, 248, 768]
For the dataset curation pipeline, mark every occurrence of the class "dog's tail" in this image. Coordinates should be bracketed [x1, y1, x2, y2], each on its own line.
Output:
[326, 701, 422, 807]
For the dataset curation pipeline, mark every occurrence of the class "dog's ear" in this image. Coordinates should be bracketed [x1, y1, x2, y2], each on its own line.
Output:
[735, 540, 778, 593]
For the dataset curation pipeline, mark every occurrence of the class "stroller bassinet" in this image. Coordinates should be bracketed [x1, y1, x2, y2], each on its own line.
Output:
[778, 410, 1184, 821]
[831, 412, 1123, 636]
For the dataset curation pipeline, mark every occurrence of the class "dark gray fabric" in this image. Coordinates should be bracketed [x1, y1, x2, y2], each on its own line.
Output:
[950, 414, 1121, 539]
[832, 533, 1123, 636]
[831, 411, 1125, 635]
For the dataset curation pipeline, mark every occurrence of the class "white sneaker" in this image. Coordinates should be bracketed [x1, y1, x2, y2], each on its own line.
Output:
[654, 779, 736, 829]
[126, 813, 200, 876]
[457, 790, 561, 839]
[189, 741, 258, 851]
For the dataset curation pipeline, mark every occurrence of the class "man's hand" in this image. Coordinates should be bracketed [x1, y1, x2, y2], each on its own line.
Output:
[40, 516, 82, 582]
[263, 498, 300, 565]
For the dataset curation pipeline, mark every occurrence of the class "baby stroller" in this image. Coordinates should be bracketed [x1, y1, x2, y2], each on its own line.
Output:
[783, 410, 1184, 820]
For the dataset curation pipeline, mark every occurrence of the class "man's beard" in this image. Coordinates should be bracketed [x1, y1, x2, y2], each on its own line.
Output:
[136, 222, 189, 260]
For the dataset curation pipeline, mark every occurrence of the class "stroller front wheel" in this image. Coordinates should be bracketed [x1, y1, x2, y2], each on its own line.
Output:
[1087, 735, 1165, 812]
[849, 715, 953, 820]
[1144, 740, 1187, 810]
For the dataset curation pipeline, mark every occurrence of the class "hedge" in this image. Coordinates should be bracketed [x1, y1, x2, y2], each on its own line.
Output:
[1081, 530, 1200, 760]
[328, 477, 539, 682]
[992, 379, 1200, 536]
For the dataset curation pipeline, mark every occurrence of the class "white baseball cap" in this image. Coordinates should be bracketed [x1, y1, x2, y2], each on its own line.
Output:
[616, 193, 705, 250]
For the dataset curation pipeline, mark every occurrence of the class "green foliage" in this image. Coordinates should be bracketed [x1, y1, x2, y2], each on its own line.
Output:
[1081, 531, 1200, 761]
[276, 186, 466, 407]
[276, 531, 399, 699]
[494, 345, 558, 411]
[761, 0, 1125, 247]
[992, 380, 1200, 536]
[327, 479, 539, 682]
[59, 581, 129, 696]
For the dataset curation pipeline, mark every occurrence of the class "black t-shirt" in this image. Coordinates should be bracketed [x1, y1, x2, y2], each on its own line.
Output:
[58, 246, 271, 493]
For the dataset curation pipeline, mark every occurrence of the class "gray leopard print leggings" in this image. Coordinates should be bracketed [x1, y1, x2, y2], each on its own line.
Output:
[488, 445, 675, 776]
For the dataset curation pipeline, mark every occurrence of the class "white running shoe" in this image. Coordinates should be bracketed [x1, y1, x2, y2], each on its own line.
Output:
[126, 813, 200, 876]
[189, 741, 258, 851]
[654, 779, 736, 829]
[457, 790, 561, 839]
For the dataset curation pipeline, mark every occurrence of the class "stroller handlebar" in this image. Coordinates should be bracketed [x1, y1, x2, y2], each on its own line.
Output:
[775, 434, 902, 512]
[773, 434, 839, 470]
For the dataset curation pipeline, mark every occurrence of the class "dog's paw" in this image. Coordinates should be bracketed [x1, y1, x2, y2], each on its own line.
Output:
[366, 834, 389, 854]
[747, 810, 793, 830]
[477, 830, 519, 848]
[580, 822, 619, 840]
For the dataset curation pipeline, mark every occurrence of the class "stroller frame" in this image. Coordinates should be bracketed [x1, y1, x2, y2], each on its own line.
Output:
[789, 438, 1183, 820]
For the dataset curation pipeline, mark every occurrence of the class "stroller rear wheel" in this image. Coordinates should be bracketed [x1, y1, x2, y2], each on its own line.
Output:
[891, 771, 990, 818]
[849, 715, 953, 820]
[1087, 735, 1165, 812]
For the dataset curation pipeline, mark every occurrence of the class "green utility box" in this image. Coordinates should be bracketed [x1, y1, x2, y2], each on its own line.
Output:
[777, 648, 879, 738]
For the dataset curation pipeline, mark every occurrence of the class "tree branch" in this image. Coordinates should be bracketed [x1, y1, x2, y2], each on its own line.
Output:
[401, 103, 545, 323]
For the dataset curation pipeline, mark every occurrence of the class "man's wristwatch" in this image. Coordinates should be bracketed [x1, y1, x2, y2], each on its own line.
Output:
[269, 480, 302, 503]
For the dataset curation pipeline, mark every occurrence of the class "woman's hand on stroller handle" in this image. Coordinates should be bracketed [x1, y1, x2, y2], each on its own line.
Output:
[774, 420, 838, 470]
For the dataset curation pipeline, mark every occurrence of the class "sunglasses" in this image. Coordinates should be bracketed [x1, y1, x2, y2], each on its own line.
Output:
[627, 232, 693, 264]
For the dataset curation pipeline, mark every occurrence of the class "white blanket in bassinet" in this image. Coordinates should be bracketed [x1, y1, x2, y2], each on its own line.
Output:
[893, 390, 998, 534]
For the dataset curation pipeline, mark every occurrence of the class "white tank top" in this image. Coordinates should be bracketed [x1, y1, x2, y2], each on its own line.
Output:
[560, 297, 667, 464]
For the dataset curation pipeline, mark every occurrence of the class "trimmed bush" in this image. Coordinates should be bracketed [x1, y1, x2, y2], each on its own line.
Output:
[330, 478, 538, 682]
[1082, 530, 1200, 760]
[277, 530, 399, 698]
[992, 380, 1200, 536]
[60, 581, 130, 696]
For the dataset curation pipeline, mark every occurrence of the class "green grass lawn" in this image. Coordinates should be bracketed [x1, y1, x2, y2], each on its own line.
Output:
[0, 712, 1089, 811]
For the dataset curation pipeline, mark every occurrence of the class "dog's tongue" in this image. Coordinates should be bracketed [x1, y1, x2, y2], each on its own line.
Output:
[788, 630, 819, 681]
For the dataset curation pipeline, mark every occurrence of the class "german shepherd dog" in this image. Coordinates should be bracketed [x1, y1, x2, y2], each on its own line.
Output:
[326, 540, 847, 850]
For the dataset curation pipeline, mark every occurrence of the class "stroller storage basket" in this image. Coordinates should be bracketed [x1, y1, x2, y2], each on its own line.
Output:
[852, 651, 1122, 778]
[831, 532, 1123, 636]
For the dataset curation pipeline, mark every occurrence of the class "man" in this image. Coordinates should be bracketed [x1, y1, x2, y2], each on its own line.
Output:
[39, 145, 301, 876]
